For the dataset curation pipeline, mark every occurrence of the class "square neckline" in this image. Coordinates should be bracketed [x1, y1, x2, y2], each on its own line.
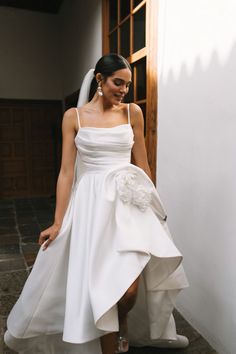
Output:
[74, 123, 133, 141]
[75, 104, 130, 128]
[74, 104, 132, 141]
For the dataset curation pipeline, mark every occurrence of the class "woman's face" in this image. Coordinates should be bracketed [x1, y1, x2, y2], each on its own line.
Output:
[100, 68, 132, 104]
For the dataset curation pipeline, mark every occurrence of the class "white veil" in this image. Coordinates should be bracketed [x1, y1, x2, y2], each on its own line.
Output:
[76, 68, 95, 108]
[73, 69, 95, 187]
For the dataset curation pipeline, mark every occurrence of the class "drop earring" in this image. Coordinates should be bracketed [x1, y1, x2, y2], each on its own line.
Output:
[97, 82, 103, 97]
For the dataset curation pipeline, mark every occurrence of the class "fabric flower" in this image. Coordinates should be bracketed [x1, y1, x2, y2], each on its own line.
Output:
[115, 171, 152, 211]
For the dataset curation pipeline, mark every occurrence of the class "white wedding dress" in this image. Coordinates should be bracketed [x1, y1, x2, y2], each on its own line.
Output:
[5, 105, 188, 354]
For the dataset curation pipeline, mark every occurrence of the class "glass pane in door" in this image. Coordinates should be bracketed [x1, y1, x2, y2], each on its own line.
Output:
[109, 30, 118, 53]
[133, 5, 146, 53]
[133, 0, 143, 8]
[109, 0, 118, 30]
[120, 0, 130, 21]
[120, 18, 130, 58]
[136, 57, 146, 100]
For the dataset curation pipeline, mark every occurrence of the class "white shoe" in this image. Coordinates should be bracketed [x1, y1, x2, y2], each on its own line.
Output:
[152, 335, 189, 348]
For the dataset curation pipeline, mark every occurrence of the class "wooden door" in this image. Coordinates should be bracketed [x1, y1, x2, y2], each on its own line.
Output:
[0, 100, 62, 197]
[102, 0, 158, 182]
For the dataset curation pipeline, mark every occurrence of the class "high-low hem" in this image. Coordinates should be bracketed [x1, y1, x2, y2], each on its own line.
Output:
[5, 123, 188, 353]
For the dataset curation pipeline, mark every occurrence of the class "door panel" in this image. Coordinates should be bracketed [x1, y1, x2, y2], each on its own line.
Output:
[0, 100, 62, 197]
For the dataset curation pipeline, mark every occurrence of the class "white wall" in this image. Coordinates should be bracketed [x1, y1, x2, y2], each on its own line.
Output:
[0, 7, 62, 99]
[59, 0, 102, 97]
[0, 0, 102, 100]
[157, 1, 236, 354]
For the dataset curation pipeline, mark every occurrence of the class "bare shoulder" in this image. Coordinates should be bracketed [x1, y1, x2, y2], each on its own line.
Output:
[63, 107, 77, 120]
[129, 102, 142, 113]
[62, 107, 78, 131]
[120, 102, 142, 117]
[129, 103, 144, 127]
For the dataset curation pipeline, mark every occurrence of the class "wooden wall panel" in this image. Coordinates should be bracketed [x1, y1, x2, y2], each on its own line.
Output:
[0, 100, 62, 197]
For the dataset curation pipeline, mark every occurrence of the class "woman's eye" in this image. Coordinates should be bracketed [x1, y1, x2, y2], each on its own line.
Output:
[114, 80, 131, 88]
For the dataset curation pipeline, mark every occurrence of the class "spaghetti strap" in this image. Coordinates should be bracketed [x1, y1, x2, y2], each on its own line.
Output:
[75, 107, 81, 129]
[127, 103, 131, 124]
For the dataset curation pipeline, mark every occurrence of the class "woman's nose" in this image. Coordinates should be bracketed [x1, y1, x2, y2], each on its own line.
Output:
[120, 85, 126, 93]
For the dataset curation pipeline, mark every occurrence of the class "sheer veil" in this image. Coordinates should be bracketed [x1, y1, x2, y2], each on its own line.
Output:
[73, 69, 95, 187]
[76, 68, 95, 108]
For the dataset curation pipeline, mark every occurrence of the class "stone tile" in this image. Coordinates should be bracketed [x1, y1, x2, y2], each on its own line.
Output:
[16, 211, 34, 220]
[15, 206, 33, 213]
[0, 218, 15, 226]
[0, 209, 14, 219]
[21, 243, 40, 267]
[128, 343, 217, 354]
[33, 205, 53, 213]
[174, 310, 201, 343]
[37, 216, 54, 223]
[0, 255, 25, 272]
[21, 243, 39, 253]
[31, 197, 54, 209]
[0, 245, 20, 255]
[14, 199, 31, 207]
[0, 234, 19, 244]
[35, 214, 53, 221]
[184, 337, 218, 353]
[23, 254, 37, 267]
[3, 347, 18, 354]
[21, 235, 39, 243]
[3, 345, 18, 354]
[0, 233, 19, 252]
[0, 270, 28, 295]
[0, 316, 17, 353]
[0, 295, 19, 316]
[16, 208, 33, 219]
[0, 226, 17, 236]
[0, 199, 14, 208]
[18, 224, 40, 237]
[16, 215, 37, 224]
[0, 316, 6, 354]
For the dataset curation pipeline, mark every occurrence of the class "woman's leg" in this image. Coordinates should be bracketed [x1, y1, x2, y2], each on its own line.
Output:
[100, 332, 117, 354]
[117, 277, 140, 336]
[100, 277, 140, 354]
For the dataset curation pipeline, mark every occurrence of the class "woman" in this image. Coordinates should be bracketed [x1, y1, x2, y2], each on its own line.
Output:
[5, 54, 188, 354]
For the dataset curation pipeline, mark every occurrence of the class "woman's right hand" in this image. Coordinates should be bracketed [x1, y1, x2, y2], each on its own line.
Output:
[38, 223, 61, 251]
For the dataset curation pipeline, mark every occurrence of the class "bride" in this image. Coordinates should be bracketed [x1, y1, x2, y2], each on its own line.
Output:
[5, 53, 189, 354]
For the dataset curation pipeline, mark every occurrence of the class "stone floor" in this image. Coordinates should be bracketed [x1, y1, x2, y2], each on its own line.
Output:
[0, 197, 218, 354]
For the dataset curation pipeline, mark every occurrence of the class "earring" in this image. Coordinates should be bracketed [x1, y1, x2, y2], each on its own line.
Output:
[97, 82, 103, 97]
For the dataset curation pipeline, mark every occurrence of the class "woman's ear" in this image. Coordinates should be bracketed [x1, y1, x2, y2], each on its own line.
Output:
[95, 73, 103, 83]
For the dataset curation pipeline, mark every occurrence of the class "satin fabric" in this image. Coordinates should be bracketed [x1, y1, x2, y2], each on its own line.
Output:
[5, 123, 188, 353]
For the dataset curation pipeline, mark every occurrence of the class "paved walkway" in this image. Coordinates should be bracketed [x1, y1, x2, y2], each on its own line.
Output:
[0, 198, 218, 354]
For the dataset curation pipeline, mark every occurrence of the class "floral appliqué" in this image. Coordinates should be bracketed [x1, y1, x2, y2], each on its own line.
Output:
[115, 171, 152, 212]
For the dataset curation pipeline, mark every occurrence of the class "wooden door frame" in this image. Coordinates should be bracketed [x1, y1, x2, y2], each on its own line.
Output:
[102, 0, 158, 183]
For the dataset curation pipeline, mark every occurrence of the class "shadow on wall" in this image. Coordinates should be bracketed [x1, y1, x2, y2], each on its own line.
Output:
[157, 42, 236, 354]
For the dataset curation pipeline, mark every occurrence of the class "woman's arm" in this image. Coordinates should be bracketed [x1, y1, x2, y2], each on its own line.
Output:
[39, 108, 77, 250]
[130, 103, 152, 180]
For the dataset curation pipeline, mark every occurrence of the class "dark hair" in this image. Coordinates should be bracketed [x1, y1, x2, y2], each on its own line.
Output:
[89, 53, 132, 101]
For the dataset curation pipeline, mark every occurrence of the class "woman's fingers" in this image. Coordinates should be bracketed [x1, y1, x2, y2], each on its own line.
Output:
[38, 226, 59, 250]
[42, 237, 53, 251]
[38, 230, 50, 245]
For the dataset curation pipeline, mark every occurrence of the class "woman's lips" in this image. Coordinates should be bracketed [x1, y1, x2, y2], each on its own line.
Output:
[114, 93, 124, 100]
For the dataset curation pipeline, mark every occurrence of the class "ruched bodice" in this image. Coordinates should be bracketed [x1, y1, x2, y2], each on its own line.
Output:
[75, 124, 134, 174]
